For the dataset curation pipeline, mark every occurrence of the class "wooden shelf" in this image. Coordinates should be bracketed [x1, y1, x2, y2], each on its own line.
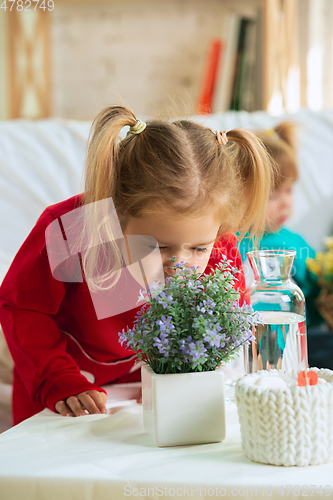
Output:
[0, 0, 300, 119]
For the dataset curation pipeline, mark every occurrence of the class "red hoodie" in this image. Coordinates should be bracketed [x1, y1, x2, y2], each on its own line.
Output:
[0, 195, 245, 424]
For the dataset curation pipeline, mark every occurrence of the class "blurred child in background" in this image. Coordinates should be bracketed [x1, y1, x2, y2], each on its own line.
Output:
[238, 121, 322, 327]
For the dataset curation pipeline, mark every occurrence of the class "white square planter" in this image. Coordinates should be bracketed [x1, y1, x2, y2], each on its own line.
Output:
[141, 364, 226, 447]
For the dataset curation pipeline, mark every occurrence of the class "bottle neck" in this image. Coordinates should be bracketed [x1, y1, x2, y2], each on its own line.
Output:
[248, 251, 295, 283]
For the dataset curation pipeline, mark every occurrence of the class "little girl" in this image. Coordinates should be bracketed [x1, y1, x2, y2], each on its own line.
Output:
[0, 106, 272, 424]
[238, 121, 322, 327]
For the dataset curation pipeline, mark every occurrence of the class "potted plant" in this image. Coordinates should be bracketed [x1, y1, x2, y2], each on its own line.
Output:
[119, 256, 261, 447]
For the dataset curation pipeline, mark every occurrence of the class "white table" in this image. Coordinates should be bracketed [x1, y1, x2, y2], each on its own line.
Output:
[0, 383, 333, 500]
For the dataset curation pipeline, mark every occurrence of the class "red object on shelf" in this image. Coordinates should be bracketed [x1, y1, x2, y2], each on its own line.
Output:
[196, 38, 224, 115]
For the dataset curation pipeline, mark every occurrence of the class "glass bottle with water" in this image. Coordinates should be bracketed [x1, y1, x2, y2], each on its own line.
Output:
[244, 250, 308, 373]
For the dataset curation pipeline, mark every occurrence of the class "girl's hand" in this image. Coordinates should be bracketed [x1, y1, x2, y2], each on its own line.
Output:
[55, 390, 107, 417]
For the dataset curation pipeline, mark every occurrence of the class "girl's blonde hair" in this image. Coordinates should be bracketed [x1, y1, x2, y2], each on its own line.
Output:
[82, 105, 274, 290]
[256, 121, 298, 189]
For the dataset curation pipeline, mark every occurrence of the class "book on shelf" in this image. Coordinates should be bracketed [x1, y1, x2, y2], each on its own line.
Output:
[196, 38, 224, 114]
[239, 18, 258, 111]
[254, 7, 263, 112]
[212, 11, 241, 113]
[213, 8, 263, 113]
[229, 17, 250, 111]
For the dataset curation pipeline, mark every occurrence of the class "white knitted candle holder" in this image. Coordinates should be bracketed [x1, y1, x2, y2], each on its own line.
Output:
[235, 368, 333, 466]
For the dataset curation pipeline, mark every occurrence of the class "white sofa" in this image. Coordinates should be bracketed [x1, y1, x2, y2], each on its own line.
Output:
[1, 109, 333, 432]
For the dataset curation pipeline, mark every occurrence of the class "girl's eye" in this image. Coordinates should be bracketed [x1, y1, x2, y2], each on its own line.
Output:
[157, 246, 208, 253]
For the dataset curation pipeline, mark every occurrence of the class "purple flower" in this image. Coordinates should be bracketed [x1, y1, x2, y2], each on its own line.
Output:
[118, 328, 128, 346]
[153, 336, 171, 355]
[174, 261, 186, 269]
[185, 340, 208, 366]
[203, 328, 224, 347]
[156, 290, 176, 309]
[156, 315, 175, 331]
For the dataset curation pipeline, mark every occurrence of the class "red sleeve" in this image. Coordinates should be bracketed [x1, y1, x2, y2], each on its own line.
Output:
[0, 207, 106, 413]
[205, 233, 247, 300]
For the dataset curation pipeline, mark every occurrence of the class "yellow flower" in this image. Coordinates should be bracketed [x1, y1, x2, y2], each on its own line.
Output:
[306, 236, 333, 284]
[306, 258, 321, 276]
[316, 252, 326, 263]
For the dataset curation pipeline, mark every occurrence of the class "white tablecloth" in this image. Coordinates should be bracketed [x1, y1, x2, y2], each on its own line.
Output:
[0, 383, 332, 500]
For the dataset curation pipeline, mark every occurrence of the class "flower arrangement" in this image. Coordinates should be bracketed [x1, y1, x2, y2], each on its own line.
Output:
[307, 237, 333, 292]
[307, 236, 333, 329]
[119, 256, 262, 374]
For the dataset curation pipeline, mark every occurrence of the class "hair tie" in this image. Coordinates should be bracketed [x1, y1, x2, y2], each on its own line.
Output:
[216, 130, 228, 145]
[129, 119, 147, 135]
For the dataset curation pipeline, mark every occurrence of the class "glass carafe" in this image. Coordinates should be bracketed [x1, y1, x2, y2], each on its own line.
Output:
[244, 250, 308, 374]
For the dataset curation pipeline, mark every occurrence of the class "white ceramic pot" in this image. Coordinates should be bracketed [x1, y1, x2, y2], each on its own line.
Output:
[141, 364, 226, 447]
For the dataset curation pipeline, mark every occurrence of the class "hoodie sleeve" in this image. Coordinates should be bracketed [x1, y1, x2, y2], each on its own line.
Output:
[0, 207, 106, 413]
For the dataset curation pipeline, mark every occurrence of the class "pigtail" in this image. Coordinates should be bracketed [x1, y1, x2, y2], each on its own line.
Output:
[256, 120, 299, 189]
[273, 120, 298, 152]
[225, 128, 274, 241]
[80, 106, 137, 292]
[84, 106, 137, 205]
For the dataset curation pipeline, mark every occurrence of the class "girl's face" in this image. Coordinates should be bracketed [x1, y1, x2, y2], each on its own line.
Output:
[265, 179, 294, 233]
[123, 213, 220, 280]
